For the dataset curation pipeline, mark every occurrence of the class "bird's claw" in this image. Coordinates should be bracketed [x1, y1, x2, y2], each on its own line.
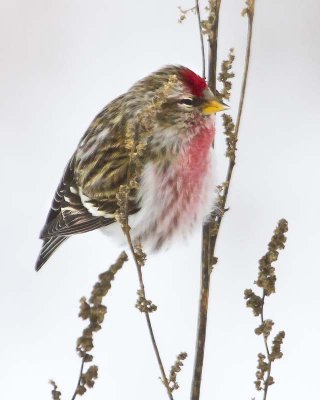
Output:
[212, 206, 229, 219]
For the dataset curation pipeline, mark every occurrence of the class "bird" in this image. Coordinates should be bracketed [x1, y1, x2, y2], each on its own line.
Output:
[35, 65, 228, 271]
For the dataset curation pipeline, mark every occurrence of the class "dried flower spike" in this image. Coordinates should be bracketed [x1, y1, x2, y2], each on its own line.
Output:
[242, 0, 255, 18]
[256, 219, 288, 296]
[201, 0, 219, 40]
[254, 319, 274, 338]
[167, 352, 188, 392]
[218, 48, 235, 101]
[136, 289, 157, 313]
[270, 331, 285, 362]
[49, 380, 61, 400]
[77, 364, 99, 395]
[178, 6, 196, 23]
[68, 252, 127, 400]
[244, 288, 263, 317]
[77, 252, 128, 356]
[222, 113, 237, 162]
[245, 219, 288, 399]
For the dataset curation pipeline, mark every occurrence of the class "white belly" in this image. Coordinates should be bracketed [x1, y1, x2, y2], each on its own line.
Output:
[103, 150, 217, 250]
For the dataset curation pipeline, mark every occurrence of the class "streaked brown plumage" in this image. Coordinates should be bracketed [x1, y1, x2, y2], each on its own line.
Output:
[35, 66, 227, 270]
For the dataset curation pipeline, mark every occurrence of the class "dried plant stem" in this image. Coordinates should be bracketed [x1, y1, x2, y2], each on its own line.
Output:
[116, 77, 178, 400]
[195, 0, 206, 79]
[190, 232, 212, 400]
[245, 218, 287, 397]
[191, 2, 255, 400]
[212, 8, 254, 220]
[260, 293, 272, 400]
[234, 11, 253, 140]
[209, 5, 255, 260]
[208, 0, 222, 93]
[70, 358, 85, 400]
[123, 227, 173, 400]
[191, 2, 221, 398]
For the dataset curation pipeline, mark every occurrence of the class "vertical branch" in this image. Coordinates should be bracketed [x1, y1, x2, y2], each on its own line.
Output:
[260, 293, 272, 400]
[209, 1, 256, 258]
[191, 1, 256, 399]
[191, 2, 221, 399]
[195, 0, 206, 79]
[207, 0, 221, 93]
[190, 225, 211, 400]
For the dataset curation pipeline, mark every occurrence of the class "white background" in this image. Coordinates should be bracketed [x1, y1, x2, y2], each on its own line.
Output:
[1, 0, 319, 399]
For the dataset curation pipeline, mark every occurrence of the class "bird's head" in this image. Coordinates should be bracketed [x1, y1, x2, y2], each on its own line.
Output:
[128, 65, 228, 129]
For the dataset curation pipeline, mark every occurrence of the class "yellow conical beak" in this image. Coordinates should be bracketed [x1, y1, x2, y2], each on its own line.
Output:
[202, 99, 229, 115]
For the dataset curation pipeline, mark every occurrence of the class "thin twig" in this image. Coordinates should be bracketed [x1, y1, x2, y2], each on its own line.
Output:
[119, 92, 174, 399]
[211, 11, 254, 217]
[191, 2, 255, 399]
[210, 3, 254, 243]
[260, 292, 272, 400]
[123, 227, 174, 400]
[234, 12, 253, 143]
[70, 357, 85, 400]
[195, 0, 206, 79]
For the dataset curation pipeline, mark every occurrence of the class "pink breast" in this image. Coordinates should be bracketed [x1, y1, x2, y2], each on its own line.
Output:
[181, 120, 215, 185]
[152, 120, 215, 247]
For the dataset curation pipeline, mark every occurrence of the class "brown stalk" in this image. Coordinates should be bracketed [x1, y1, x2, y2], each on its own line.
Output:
[191, 2, 255, 399]
[190, 2, 221, 398]
[207, 0, 222, 94]
[70, 357, 85, 400]
[123, 226, 174, 400]
[260, 292, 272, 400]
[195, 0, 206, 79]
[119, 90, 175, 399]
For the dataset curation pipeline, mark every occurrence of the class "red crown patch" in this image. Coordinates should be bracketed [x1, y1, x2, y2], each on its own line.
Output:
[180, 68, 207, 97]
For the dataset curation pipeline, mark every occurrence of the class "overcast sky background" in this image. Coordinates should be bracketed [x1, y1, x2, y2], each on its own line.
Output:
[1, 0, 320, 399]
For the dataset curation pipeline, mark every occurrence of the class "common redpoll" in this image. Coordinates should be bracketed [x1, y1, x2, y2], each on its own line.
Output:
[35, 66, 227, 271]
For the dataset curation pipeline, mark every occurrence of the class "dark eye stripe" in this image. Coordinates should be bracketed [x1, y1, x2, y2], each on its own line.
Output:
[178, 98, 203, 106]
[179, 99, 194, 105]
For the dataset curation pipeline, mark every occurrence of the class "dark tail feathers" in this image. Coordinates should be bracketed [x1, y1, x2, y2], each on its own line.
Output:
[35, 236, 68, 271]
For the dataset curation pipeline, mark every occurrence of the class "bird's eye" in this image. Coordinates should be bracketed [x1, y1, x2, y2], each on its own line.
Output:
[178, 98, 194, 106]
